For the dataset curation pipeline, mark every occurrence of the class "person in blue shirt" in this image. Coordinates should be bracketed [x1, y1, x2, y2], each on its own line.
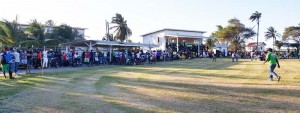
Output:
[89, 50, 94, 66]
[5, 47, 15, 79]
[156, 50, 161, 62]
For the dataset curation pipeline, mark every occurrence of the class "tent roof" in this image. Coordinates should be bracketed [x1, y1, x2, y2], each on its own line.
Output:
[165, 35, 208, 39]
[62, 39, 159, 48]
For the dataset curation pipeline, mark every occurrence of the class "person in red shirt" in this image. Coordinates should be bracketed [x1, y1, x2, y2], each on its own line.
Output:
[84, 51, 90, 66]
[37, 51, 42, 68]
[62, 52, 67, 66]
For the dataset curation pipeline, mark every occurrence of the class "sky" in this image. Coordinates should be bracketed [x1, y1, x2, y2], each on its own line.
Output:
[1, 0, 300, 47]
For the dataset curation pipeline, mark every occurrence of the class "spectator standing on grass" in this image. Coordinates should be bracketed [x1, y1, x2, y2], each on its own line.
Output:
[104, 50, 108, 62]
[26, 48, 33, 73]
[81, 51, 85, 64]
[38, 50, 42, 68]
[84, 51, 90, 66]
[14, 49, 20, 76]
[62, 52, 67, 66]
[203, 51, 207, 59]
[32, 50, 38, 69]
[56, 50, 62, 67]
[89, 50, 94, 66]
[0, 50, 3, 74]
[1, 50, 8, 78]
[42, 48, 48, 68]
[20, 50, 27, 66]
[235, 52, 239, 62]
[264, 48, 281, 81]
[212, 52, 216, 62]
[94, 51, 99, 65]
[6, 48, 15, 79]
[74, 52, 79, 66]
[231, 52, 235, 62]
[250, 51, 254, 61]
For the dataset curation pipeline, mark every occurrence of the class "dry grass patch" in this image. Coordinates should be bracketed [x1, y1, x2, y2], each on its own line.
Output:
[1, 58, 300, 113]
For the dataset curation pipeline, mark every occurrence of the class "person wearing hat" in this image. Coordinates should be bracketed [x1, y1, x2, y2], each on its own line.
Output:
[264, 48, 281, 81]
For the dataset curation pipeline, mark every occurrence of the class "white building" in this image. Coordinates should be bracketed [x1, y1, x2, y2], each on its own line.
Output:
[214, 44, 229, 56]
[141, 28, 207, 52]
[246, 42, 266, 52]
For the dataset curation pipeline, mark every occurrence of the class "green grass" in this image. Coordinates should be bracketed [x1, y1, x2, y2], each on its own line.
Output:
[1, 58, 300, 113]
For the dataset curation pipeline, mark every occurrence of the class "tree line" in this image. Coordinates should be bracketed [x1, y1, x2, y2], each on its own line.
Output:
[0, 18, 79, 48]
[206, 11, 300, 53]
[0, 13, 133, 48]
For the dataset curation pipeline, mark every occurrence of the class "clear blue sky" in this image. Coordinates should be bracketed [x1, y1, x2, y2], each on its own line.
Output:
[1, 0, 299, 47]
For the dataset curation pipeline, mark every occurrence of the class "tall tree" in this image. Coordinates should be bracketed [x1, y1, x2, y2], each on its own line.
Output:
[282, 25, 300, 56]
[45, 20, 55, 26]
[103, 33, 114, 41]
[264, 26, 280, 49]
[54, 24, 77, 43]
[249, 11, 262, 50]
[205, 38, 216, 50]
[212, 18, 256, 51]
[110, 13, 132, 42]
[274, 40, 282, 50]
[25, 19, 46, 47]
[0, 19, 26, 47]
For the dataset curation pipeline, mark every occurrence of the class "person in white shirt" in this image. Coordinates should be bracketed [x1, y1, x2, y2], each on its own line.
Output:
[14, 50, 20, 76]
[250, 51, 254, 61]
[42, 48, 48, 68]
[203, 51, 206, 59]
[73, 52, 80, 66]
[232, 52, 235, 62]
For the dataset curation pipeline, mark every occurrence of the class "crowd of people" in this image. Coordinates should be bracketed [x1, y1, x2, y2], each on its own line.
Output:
[0, 47, 195, 79]
[1, 46, 298, 79]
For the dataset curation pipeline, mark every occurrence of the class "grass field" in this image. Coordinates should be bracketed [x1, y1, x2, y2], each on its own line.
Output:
[0, 58, 300, 113]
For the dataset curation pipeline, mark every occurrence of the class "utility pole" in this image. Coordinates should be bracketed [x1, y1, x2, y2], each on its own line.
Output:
[106, 20, 109, 41]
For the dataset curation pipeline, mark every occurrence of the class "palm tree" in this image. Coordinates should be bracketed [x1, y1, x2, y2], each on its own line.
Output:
[0, 19, 26, 47]
[249, 11, 262, 51]
[265, 26, 280, 49]
[45, 20, 55, 26]
[24, 19, 46, 47]
[110, 13, 132, 42]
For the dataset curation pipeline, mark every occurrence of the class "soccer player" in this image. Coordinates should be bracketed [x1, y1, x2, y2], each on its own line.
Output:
[263, 48, 281, 81]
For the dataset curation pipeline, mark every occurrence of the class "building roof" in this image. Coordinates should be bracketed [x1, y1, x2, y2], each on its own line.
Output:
[165, 35, 207, 39]
[62, 39, 159, 48]
[247, 42, 266, 47]
[141, 28, 206, 37]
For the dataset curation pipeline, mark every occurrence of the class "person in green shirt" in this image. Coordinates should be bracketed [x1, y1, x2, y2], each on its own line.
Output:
[263, 48, 281, 81]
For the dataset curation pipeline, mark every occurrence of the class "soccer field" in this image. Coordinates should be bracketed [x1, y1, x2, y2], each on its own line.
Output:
[0, 58, 300, 113]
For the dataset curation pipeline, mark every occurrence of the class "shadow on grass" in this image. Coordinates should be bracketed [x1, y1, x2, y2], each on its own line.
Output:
[95, 75, 300, 112]
[144, 58, 248, 70]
